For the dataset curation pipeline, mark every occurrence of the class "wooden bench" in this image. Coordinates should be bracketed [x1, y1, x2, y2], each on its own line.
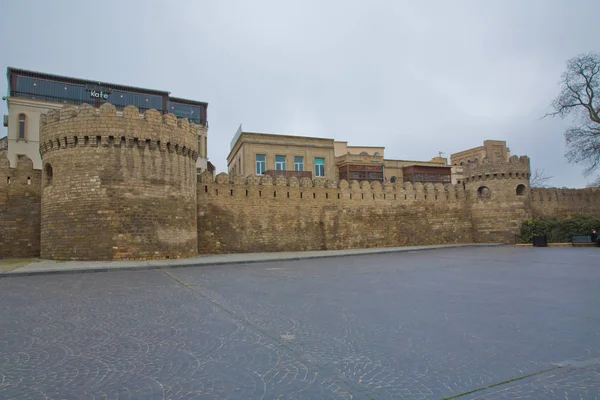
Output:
[571, 235, 596, 247]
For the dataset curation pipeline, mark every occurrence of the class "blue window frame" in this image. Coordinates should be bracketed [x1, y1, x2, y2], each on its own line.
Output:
[294, 156, 304, 171]
[256, 154, 266, 175]
[314, 157, 325, 177]
[275, 155, 286, 171]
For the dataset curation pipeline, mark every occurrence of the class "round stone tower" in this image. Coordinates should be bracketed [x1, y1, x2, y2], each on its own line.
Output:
[462, 155, 532, 243]
[39, 103, 198, 260]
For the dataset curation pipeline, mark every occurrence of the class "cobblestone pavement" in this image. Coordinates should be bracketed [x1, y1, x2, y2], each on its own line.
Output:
[1, 246, 599, 399]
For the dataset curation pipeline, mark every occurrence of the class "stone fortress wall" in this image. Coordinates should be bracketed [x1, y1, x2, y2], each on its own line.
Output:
[530, 187, 600, 219]
[37, 103, 198, 260]
[0, 151, 41, 258]
[196, 156, 535, 253]
[197, 173, 474, 254]
[462, 156, 532, 243]
[1, 103, 600, 260]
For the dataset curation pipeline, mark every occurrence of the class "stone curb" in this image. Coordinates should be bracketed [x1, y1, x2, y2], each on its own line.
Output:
[0, 243, 504, 278]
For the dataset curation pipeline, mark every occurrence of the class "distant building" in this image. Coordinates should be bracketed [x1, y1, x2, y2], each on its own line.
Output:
[227, 126, 452, 184]
[402, 165, 451, 184]
[3, 67, 209, 173]
[450, 140, 511, 184]
[334, 142, 385, 182]
[227, 126, 336, 180]
[383, 157, 449, 184]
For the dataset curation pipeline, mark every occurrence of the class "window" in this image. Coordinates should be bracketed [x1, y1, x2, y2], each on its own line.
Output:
[275, 155, 286, 171]
[197, 136, 202, 154]
[18, 114, 26, 139]
[516, 184, 526, 196]
[477, 186, 491, 199]
[256, 154, 266, 175]
[360, 151, 369, 156]
[390, 176, 397, 183]
[314, 157, 325, 177]
[196, 168, 201, 183]
[374, 152, 380, 156]
[294, 156, 304, 171]
[168, 101, 204, 124]
[45, 163, 53, 185]
[203, 137, 207, 157]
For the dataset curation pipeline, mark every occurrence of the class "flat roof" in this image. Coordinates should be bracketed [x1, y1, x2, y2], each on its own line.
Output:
[240, 131, 335, 141]
[384, 158, 445, 163]
[347, 145, 385, 149]
[228, 131, 335, 161]
[7, 67, 208, 106]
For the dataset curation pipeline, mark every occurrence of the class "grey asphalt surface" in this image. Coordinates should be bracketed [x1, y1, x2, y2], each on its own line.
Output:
[0, 246, 599, 399]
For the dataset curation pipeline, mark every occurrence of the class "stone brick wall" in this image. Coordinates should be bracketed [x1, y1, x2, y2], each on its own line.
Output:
[530, 187, 600, 219]
[197, 173, 473, 254]
[39, 103, 198, 260]
[0, 151, 42, 258]
[464, 156, 532, 243]
[4, 110, 600, 261]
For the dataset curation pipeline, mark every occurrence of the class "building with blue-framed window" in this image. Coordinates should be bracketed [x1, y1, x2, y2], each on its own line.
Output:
[2, 67, 209, 173]
[227, 125, 452, 183]
[227, 126, 336, 180]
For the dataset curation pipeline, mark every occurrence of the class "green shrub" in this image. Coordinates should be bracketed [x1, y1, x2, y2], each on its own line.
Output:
[520, 216, 600, 243]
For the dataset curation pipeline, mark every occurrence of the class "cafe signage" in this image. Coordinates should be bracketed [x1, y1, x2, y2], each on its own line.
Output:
[85, 84, 112, 100]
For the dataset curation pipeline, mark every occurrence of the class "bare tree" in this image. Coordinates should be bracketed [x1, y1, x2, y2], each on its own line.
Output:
[546, 53, 600, 175]
[586, 175, 600, 187]
[529, 168, 553, 188]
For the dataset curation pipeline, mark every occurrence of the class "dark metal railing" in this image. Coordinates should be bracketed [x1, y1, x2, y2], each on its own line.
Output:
[11, 91, 208, 126]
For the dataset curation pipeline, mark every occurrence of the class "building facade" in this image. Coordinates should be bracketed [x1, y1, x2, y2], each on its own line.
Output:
[334, 142, 385, 182]
[450, 140, 511, 184]
[383, 157, 448, 183]
[227, 127, 337, 180]
[228, 127, 459, 184]
[3, 68, 209, 173]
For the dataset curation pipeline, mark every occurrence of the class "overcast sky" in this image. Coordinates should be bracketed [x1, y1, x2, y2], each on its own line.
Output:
[1, 0, 598, 187]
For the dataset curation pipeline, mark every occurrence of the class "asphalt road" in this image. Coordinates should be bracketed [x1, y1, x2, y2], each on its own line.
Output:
[1, 246, 599, 399]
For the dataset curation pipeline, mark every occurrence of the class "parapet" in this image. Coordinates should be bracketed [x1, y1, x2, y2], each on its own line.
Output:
[462, 155, 531, 183]
[200, 171, 467, 202]
[39, 103, 199, 160]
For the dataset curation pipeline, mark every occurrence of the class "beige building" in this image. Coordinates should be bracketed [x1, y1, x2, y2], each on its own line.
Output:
[3, 68, 208, 172]
[334, 142, 386, 181]
[227, 126, 336, 180]
[450, 140, 511, 183]
[383, 157, 448, 183]
[450, 140, 510, 166]
[228, 127, 454, 184]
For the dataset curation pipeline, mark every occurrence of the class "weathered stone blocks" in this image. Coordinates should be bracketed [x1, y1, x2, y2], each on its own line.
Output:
[39, 104, 199, 260]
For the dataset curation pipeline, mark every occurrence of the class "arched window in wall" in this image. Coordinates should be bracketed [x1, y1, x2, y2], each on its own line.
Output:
[477, 186, 491, 199]
[390, 176, 397, 183]
[45, 163, 53, 185]
[18, 114, 26, 139]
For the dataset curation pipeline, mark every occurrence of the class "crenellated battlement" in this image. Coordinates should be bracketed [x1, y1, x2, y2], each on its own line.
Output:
[199, 171, 467, 202]
[39, 103, 199, 160]
[462, 155, 531, 183]
[531, 187, 600, 204]
[0, 152, 42, 259]
[39, 103, 198, 261]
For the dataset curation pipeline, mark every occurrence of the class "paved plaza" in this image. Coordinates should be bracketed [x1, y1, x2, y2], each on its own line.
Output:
[1, 246, 599, 399]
